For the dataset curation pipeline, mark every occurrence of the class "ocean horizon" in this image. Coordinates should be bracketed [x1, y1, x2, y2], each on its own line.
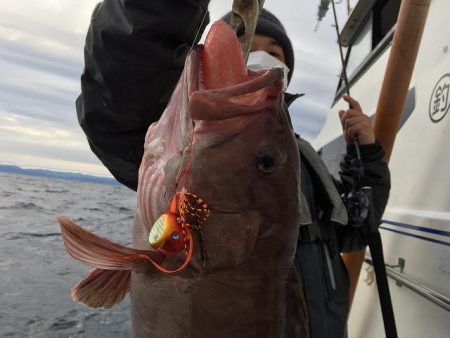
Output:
[0, 163, 119, 186]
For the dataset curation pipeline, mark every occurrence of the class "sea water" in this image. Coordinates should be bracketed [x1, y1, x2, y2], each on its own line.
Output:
[0, 172, 136, 337]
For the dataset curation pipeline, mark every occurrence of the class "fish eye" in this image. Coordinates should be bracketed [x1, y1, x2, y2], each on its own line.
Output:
[256, 147, 283, 174]
[261, 154, 274, 168]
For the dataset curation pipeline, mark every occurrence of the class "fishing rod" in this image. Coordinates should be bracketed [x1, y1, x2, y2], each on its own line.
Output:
[329, 0, 365, 200]
[330, 0, 350, 97]
[323, 1, 398, 337]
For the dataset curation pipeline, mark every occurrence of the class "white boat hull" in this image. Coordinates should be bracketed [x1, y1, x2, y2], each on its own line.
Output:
[314, 0, 450, 336]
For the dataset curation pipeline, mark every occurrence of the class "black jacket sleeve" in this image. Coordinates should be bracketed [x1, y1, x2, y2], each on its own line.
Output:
[336, 142, 391, 252]
[76, 0, 210, 190]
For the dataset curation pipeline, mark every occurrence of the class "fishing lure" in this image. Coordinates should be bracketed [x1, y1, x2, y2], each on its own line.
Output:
[148, 191, 210, 267]
[148, 212, 184, 255]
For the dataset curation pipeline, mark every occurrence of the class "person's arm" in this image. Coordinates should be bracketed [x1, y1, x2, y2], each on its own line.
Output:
[76, 0, 210, 190]
[333, 95, 391, 308]
[333, 95, 391, 251]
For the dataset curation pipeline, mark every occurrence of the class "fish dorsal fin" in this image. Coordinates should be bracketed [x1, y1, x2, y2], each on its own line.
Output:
[201, 20, 248, 90]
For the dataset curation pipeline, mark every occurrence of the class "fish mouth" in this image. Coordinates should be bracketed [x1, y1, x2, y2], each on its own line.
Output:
[189, 67, 283, 122]
[187, 20, 284, 122]
[198, 66, 283, 99]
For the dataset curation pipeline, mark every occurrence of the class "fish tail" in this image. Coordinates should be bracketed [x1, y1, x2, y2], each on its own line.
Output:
[71, 268, 131, 308]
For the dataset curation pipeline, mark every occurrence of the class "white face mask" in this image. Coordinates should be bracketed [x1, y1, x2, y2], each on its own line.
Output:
[246, 51, 290, 91]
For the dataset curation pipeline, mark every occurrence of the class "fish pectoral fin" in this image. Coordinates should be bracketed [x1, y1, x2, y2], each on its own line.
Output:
[58, 216, 164, 271]
[71, 268, 130, 309]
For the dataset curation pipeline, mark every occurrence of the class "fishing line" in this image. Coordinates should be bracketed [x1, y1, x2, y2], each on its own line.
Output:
[188, 8, 209, 56]
[176, 7, 208, 192]
[330, 0, 362, 180]
[330, 0, 350, 97]
[182, 123, 196, 191]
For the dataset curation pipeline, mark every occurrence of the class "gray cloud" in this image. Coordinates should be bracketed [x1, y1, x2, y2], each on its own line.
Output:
[0, 82, 75, 112]
[0, 137, 97, 165]
[0, 45, 82, 79]
[0, 0, 348, 174]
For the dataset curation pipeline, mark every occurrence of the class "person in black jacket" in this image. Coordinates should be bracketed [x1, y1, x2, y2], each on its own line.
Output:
[76, 2, 390, 337]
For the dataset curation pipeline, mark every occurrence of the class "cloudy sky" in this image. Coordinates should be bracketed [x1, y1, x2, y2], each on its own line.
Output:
[0, 0, 350, 176]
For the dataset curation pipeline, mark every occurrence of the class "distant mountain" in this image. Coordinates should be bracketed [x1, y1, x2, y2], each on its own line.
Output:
[0, 164, 119, 185]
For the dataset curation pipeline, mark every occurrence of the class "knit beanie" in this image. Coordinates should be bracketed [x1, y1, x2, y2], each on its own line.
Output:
[221, 8, 295, 83]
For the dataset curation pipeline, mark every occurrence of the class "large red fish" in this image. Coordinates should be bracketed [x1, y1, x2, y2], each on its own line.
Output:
[59, 20, 307, 337]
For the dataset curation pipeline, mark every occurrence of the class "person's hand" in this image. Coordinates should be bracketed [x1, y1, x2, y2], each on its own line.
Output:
[338, 95, 375, 145]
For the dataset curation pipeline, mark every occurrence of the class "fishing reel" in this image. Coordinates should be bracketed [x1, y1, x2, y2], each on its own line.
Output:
[341, 136, 373, 227]
[341, 186, 371, 227]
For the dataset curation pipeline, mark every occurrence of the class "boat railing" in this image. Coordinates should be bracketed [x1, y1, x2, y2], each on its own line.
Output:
[364, 256, 450, 312]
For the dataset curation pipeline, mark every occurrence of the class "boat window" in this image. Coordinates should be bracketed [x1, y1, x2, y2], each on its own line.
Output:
[334, 0, 402, 102]
[346, 15, 373, 78]
[373, 0, 401, 46]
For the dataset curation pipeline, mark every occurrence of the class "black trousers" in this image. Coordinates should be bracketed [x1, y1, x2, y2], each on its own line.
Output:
[294, 241, 350, 338]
